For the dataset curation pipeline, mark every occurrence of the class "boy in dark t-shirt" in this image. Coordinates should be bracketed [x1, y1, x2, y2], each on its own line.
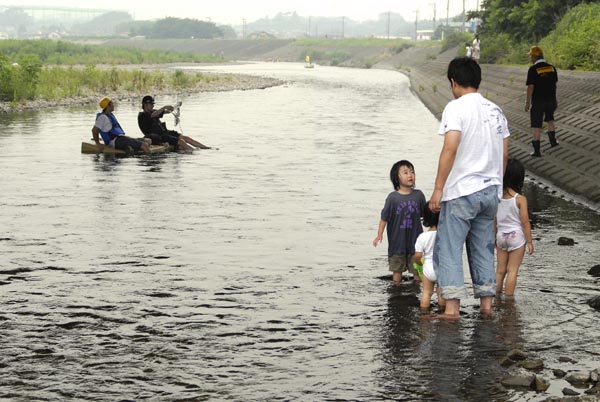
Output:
[373, 160, 426, 284]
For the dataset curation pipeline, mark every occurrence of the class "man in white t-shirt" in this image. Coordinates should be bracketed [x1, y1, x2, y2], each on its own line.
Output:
[429, 57, 509, 319]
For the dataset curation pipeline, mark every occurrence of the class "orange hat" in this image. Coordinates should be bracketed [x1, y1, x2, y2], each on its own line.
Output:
[99, 97, 112, 109]
[528, 46, 543, 57]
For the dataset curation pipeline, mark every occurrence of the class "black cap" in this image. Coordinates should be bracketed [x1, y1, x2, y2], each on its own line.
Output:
[142, 95, 155, 104]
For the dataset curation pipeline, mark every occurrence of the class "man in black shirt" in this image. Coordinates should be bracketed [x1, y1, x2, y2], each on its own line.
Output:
[138, 96, 211, 152]
[525, 45, 558, 157]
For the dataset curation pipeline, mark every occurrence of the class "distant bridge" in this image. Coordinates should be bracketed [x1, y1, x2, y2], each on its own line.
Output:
[0, 4, 132, 22]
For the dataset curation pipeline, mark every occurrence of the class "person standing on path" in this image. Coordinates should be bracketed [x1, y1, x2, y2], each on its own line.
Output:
[429, 57, 510, 319]
[525, 45, 558, 157]
[472, 35, 480, 62]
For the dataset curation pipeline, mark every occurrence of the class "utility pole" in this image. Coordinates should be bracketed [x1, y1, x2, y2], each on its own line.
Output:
[414, 9, 418, 41]
[430, 3, 436, 38]
[462, 0, 466, 32]
[308, 16, 311, 37]
[387, 11, 390, 39]
[341, 16, 345, 38]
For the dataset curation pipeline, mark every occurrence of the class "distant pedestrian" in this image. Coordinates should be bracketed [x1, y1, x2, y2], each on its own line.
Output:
[472, 35, 480, 62]
[373, 160, 427, 284]
[429, 57, 510, 319]
[413, 202, 445, 311]
[525, 45, 558, 157]
[496, 158, 534, 297]
[465, 43, 473, 58]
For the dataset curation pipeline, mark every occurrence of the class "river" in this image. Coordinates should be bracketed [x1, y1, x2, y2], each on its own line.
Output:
[0, 62, 598, 401]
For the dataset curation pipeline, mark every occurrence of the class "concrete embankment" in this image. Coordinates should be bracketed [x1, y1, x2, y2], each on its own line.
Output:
[392, 46, 600, 210]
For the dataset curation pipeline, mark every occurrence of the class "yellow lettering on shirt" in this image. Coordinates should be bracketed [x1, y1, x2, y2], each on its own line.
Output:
[536, 66, 555, 75]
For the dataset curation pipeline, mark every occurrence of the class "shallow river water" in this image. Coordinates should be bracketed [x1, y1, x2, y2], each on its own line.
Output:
[0, 62, 598, 401]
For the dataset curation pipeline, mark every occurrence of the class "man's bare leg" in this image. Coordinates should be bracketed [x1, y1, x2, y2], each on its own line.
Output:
[440, 298, 460, 319]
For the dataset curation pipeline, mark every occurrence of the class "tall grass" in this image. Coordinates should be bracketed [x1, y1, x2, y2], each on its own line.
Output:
[35, 66, 216, 100]
[0, 39, 228, 102]
[0, 39, 224, 65]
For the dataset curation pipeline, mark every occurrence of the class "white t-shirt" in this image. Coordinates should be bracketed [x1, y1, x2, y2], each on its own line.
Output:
[438, 92, 510, 201]
[414, 230, 437, 282]
[94, 114, 113, 133]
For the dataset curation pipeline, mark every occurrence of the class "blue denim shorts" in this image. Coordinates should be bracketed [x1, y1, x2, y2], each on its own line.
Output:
[433, 186, 499, 299]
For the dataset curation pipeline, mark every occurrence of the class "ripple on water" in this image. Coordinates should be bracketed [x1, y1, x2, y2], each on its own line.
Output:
[0, 64, 599, 401]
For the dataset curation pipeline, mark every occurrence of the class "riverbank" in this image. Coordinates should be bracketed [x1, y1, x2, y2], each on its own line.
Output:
[0, 67, 284, 114]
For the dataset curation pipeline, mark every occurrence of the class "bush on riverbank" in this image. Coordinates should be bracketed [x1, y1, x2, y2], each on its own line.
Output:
[478, 2, 600, 70]
[0, 53, 42, 101]
[540, 3, 600, 70]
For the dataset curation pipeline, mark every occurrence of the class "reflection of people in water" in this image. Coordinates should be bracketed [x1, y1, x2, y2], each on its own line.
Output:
[374, 284, 421, 396]
[463, 298, 524, 399]
[422, 300, 523, 400]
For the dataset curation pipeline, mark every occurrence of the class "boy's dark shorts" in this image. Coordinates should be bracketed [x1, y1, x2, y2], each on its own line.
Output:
[530, 99, 557, 128]
[388, 254, 414, 273]
[114, 136, 144, 152]
[160, 132, 181, 147]
[144, 133, 163, 145]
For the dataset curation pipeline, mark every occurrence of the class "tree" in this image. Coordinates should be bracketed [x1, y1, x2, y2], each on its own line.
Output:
[142, 17, 224, 39]
[479, 0, 588, 42]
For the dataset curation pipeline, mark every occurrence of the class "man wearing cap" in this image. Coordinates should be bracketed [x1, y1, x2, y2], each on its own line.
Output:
[138, 95, 211, 151]
[92, 97, 150, 154]
[525, 45, 558, 157]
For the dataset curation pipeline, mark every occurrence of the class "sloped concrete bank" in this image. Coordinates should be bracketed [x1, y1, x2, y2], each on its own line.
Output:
[386, 47, 600, 211]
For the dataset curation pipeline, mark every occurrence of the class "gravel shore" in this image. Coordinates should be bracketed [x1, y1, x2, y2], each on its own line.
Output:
[0, 69, 284, 114]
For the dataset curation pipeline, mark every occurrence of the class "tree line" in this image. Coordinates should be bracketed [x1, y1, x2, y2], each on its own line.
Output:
[475, 0, 600, 70]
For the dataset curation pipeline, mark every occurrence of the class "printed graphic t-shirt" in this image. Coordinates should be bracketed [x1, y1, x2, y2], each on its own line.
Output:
[380, 189, 426, 256]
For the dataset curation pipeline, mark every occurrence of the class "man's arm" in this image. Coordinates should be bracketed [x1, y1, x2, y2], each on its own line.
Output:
[151, 105, 174, 119]
[429, 130, 461, 212]
[503, 137, 509, 174]
[525, 84, 534, 112]
[91, 126, 103, 149]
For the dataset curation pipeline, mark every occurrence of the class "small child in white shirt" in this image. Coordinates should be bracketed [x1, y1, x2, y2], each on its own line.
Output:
[413, 201, 445, 312]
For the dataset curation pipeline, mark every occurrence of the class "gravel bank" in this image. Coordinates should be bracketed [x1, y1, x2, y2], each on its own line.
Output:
[0, 69, 284, 113]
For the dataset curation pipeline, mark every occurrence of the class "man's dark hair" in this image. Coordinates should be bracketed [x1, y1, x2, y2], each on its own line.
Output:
[447, 57, 481, 90]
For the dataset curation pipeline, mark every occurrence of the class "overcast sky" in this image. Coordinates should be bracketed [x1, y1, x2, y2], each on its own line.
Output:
[6, 0, 481, 25]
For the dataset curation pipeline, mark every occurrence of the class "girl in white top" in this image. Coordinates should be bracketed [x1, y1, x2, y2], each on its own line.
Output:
[496, 159, 534, 297]
[413, 202, 446, 311]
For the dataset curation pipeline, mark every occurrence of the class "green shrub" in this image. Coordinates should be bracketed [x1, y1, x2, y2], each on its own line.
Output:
[0, 52, 42, 101]
[540, 3, 600, 70]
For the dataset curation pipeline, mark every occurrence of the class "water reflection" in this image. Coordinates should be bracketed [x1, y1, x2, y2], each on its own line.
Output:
[376, 283, 422, 399]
